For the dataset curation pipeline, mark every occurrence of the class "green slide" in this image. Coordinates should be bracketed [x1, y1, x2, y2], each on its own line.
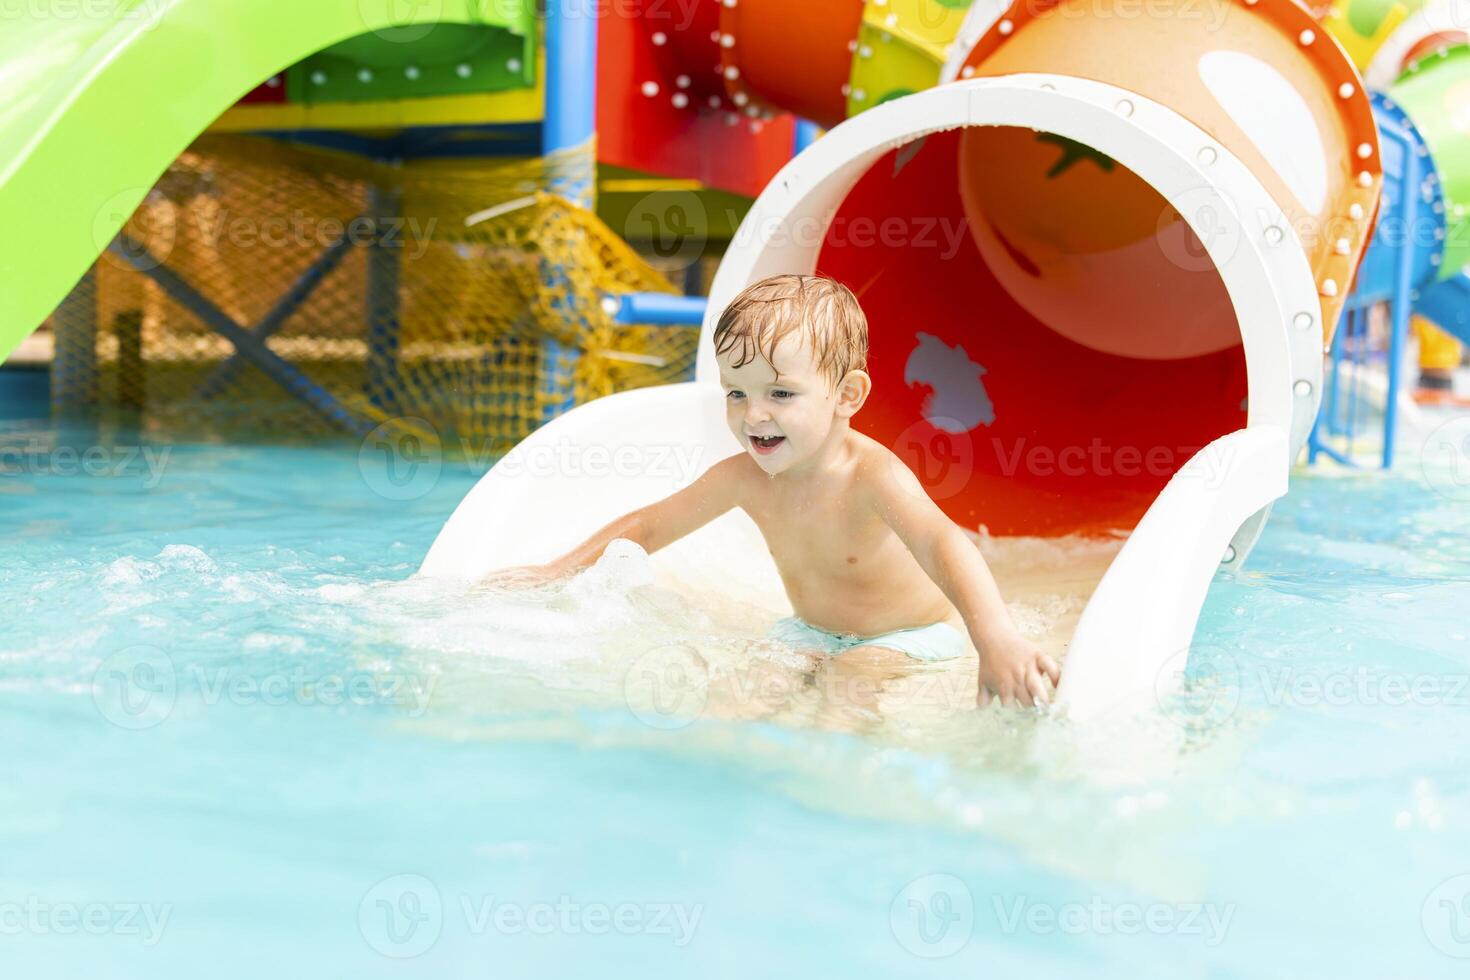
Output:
[0, 0, 522, 363]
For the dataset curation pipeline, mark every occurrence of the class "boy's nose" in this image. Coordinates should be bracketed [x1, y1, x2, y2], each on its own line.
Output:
[744, 401, 772, 424]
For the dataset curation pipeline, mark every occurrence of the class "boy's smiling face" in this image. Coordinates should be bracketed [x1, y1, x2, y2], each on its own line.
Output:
[718, 334, 864, 475]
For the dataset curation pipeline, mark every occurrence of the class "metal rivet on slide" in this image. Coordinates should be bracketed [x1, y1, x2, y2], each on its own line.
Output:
[1294, 379, 1314, 397]
[1198, 146, 1218, 165]
[1222, 545, 1237, 564]
[1293, 312, 1314, 331]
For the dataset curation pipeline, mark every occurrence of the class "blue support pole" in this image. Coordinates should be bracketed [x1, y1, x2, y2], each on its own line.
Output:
[1382, 140, 1421, 470]
[1348, 308, 1365, 457]
[1309, 321, 1338, 463]
[611, 293, 709, 326]
[794, 119, 821, 156]
[538, 0, 599, 427]
[544, 0, 598, 204]
[1318, 107, 1430, 470]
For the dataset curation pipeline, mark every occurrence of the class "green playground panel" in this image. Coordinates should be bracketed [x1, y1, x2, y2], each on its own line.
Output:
[287, 23, 537, 104]
[1388, 44, 1470, 277]
[846, 0, 970, 118]
[0, 0, 515, 362]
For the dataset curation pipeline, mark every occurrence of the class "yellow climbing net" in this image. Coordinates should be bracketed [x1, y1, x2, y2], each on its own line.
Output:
[50, 134, 694, 452]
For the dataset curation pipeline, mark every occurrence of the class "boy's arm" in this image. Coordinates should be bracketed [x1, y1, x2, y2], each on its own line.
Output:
[486, 453, 751, 583]
[865, 457, 1061, 708]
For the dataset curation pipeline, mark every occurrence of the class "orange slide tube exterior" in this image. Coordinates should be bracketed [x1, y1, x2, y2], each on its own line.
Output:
[958, 0, 1382, 349]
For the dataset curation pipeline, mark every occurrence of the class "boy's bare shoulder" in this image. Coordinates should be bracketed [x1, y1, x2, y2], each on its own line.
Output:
[702, 451, 765, 494]
[849, 431, 926, 502]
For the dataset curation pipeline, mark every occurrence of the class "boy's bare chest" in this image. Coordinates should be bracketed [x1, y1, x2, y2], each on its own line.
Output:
[743, 484, 888, 572]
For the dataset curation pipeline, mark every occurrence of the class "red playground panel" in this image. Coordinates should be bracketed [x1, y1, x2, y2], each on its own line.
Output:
[597, 0, 795, 198]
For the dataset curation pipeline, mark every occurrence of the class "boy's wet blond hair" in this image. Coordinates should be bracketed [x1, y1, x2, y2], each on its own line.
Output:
[712, 274, 868, 390]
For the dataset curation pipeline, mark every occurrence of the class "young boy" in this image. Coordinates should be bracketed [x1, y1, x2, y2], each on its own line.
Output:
[494, 274, 1060, 707]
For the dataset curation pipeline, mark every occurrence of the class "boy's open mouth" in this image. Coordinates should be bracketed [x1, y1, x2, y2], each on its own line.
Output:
[749, 435, 785, 455]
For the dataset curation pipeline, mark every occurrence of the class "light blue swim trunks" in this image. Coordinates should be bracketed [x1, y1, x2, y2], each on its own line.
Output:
[768, 616, 969, 662]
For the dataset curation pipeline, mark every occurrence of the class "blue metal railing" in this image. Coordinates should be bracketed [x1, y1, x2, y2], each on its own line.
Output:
[1310, 94, 1432, 469]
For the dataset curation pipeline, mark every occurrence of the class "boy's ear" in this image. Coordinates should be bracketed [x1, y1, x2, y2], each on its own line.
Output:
[833, 369, 872, 418]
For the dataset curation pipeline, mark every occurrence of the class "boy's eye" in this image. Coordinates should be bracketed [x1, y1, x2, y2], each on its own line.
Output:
[772, 390, 794, 400]
[725, 390, 744, 400]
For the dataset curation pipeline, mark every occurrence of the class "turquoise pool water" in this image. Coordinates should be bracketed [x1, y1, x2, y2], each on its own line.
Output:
[3, 413, 1470, 978]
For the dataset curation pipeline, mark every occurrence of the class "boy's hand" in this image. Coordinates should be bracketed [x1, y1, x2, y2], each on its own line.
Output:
[976, 630, 1061, 708]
